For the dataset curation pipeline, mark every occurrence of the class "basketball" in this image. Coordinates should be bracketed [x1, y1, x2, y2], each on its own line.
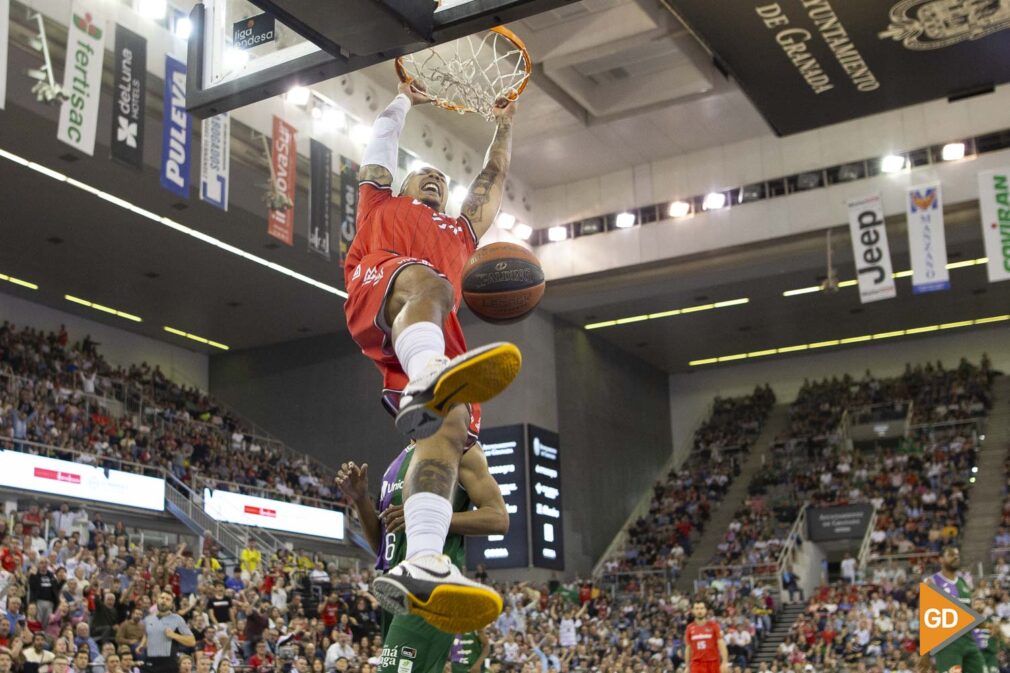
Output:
[462, 242, 545, 324]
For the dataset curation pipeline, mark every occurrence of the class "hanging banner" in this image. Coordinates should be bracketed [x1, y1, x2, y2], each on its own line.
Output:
[847, 193, 896, 303]
[267, 115, 296, 245]
[0, 0, 9, 110]
[906, 183, 950, 294]
[56, 3, 106, 156]
[200, 113, 230, 210]
[109, 24, 147, 168]
[978, 169, 1010, 284]
[338, 157, 359, 266]
[160, 55, 191, 198]
[308, 139, 332, 259]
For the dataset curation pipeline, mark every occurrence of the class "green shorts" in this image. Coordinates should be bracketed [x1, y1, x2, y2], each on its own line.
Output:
[982, 651, 999, 673]
[378, 614, 454, 673]
[935, 636, 986, 673]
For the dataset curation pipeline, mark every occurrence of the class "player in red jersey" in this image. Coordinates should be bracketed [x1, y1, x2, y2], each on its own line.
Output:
[344, 80, 519, 635]
[684, 601, 730, 673]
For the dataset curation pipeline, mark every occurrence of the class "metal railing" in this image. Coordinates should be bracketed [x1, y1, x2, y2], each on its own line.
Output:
[856, 506, 879, 572]
[776, 504, 808, 594]
[163, 471, 250, 561]
[597, 567, 678, 598]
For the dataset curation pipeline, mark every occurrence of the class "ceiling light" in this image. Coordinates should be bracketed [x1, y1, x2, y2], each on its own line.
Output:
[350, 124, 372, 145]
[702, 192, 726, 211]
[286, 86, 311, 106]
[783, 258, 989, 297]
[0, 273, 38, 290]
[138, 0, 167, 19]
[547, 225, 568, 242]
[173, 17, 193, 40]
[782, 286, 821, 297]
[320, 108, 345, 130]
[222, 47, 249, 71]
[0, 146, 346, 298]
[668, 201, 691, 218]
[311, 106, 322, 119]
[880, 154, 906, 173]
[65, 295, 141, 322]
[409, 159, 428, 173]
[164, 326, 229, 350]
[583, 297, 748, 330]
[942, 142, 966, 161]
[450, 185, 469, 204]
[496, 213, 516, 230]
[615, 212, 636, 229]
[513, 223, 533, 240]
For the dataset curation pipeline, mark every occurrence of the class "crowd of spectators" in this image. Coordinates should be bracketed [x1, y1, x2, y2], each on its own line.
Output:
[0, 321, 341, 509]
[693, 387, 776, 460]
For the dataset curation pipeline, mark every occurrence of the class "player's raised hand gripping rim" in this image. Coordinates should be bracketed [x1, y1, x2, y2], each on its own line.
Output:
[399, 79, 432, 106]
[491, 97, 516, 121]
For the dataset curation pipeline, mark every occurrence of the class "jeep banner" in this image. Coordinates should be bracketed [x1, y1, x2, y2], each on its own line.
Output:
[109, 24, 147, 169]
[200, 113, 230, 211]
[664, 0, 1010, 135]
[57, 1, 107, 156]
[978, 169, 1010, 284]
[0, 0, 9, 110]
[159, 55, 191, 198]
[308, 139, 332, 259]
[847, 193, 897, 303]
[267, 116, 297, 246]
[906, 183, 950, 294]
[807, 503, 875, 541]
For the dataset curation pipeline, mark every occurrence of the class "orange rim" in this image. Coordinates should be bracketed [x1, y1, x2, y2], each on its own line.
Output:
[395, 26, 532, 115]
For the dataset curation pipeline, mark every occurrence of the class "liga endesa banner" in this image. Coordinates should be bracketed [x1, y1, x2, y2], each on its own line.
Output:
[0, 450, 165, 511]
[110, 24, 147, 169]
[906, 183, 950, 294]
[200, 113, 230, 210]
[978, 169, 1010, 284]
[0, 0, 10, 110]
[267, 116, 296, 245]
[847, 193, 896, 303]
[308, 138, 332, 259]
[57, 2, 106, 156]
[202, 489, 345, 540]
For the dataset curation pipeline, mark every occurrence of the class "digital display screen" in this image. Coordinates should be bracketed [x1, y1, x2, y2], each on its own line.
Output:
[203, 489, 345, 540]
[466, 424, 530, 570]
[528, 425, 563, 570]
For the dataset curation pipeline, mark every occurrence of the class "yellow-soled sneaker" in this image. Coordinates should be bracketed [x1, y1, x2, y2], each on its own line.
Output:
[372, 554, 503, 634]
[395, 342, 521, 440]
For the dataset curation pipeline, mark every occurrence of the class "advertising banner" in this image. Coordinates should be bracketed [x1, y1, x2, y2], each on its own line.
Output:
[110, 24, 147, 168]
[200, 113, 230, 210]
[202, 489, 345, 540]
[847, 193, 897, 303]
[267, 116, 296, 245]
[57, 2, 106, 155]
[160, 54, 191, 198]
[906, 183, 950, 294]
[978, 169, 1010, 283]
[806, 503, 875, 541]
[528, 425, 564, 570]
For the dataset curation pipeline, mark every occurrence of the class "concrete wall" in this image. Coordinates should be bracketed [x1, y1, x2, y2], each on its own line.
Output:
[554, 319, 673, 575]
[668, 324, 1010, 466]
[0, 290, 208, 389]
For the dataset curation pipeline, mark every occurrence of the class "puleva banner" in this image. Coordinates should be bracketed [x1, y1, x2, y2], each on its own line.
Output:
[160, 54, 191, 198]
[110, 24, 147, 169]
[0, 0, 10, 110]
[308, 139, 332, 259]
[200, 113, 230, 211]
[267, 115, 296, 245]
[57, 2, 106, 156]
[978, 169, 1010, 284]
[905, 183, 950, 294]
[847, 193, 896, 303]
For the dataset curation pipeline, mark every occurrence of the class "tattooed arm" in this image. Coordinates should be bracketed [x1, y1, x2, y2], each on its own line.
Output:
[461, 99, 516, 240]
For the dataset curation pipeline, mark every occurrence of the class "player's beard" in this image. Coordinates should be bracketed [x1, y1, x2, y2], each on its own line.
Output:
[418, 194, 442, 211]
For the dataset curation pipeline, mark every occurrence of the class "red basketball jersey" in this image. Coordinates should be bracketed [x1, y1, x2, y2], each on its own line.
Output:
[685, 620, 722, 663]
[344, 182, 478, 300]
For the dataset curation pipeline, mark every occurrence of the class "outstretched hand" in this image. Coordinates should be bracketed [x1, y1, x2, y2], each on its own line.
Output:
[398, 79, 431, 106]
[492, 97, 517, 121]
[337, 462, 369, 503]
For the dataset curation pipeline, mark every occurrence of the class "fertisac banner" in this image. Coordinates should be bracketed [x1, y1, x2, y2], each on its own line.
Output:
[57, 2, 106, 156]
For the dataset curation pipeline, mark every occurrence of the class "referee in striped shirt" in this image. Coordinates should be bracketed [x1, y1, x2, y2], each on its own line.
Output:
[140, 592, 195, 673]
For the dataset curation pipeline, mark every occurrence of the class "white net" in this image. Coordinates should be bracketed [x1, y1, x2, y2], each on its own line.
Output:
[397, 29, 531, 120]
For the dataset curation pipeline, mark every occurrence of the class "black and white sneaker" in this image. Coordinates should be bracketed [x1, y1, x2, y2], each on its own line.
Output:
[395, 343, 521, 440]
[371, 554, 503, 633]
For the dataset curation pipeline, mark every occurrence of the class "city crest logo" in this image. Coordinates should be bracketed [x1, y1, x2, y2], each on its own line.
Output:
[880, 0, 1010, 50]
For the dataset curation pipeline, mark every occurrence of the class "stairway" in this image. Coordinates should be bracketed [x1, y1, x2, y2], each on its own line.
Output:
[674, 404, 792, 592]
[960, 375, 1010, 573]
[164, 473, 260, 562]
[754, 602, 807, 663]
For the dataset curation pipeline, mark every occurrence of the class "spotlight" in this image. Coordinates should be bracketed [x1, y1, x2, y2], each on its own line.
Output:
[702, 192, 727, 211]
[496, 213, 516, 230]
[880, 154, 906, 173]
[222, 47, 249, 71]
[942, 142, 966, 161]
[513, 223, 533, 240]
[174, 17, 193, 39]
[450, 185, 469, 204]
[615, 212, 635, 228]
[138, 0, 167, 19]
[350, 124, 372, 145]
[668, 201, 691, 218]
[320, 108, 344, 130]
[286, 86, 311, 106]
[547, 225, 568, 242]
[408, 159, 428, 173]
[311, 106, 323, 119]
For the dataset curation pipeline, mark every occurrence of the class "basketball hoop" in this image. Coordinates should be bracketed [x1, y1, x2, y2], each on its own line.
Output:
[395, 26, 532, 121]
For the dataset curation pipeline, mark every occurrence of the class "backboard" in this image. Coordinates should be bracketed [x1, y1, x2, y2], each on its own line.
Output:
[186, 0, 578, 118]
